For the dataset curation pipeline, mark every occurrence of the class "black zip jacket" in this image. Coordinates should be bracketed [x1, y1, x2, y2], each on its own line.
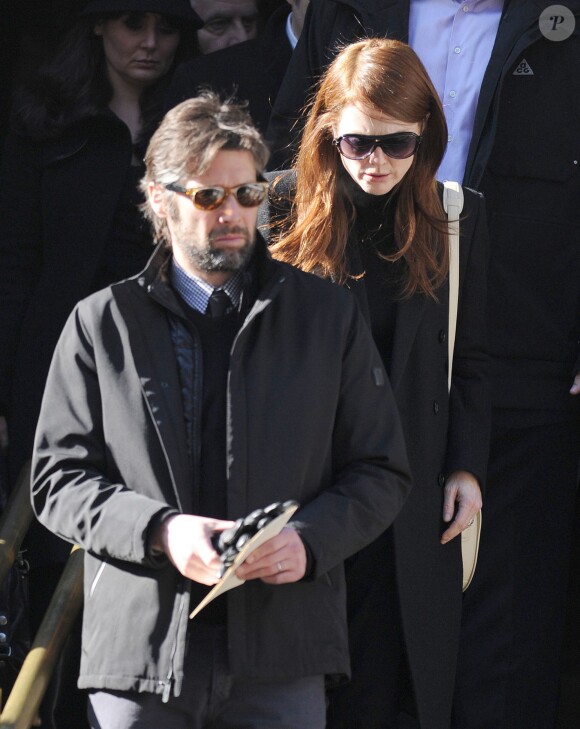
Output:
[31, 237, 412, 698]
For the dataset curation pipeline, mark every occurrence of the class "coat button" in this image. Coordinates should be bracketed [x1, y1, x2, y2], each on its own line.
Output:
[439, 329, 447, 343]
[438, 472, 446, 487]
[433, 400, 439, 414]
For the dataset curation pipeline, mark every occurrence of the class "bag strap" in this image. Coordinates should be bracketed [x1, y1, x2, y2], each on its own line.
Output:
[442, 181, 464, 392]
[443, 182, 482, 594]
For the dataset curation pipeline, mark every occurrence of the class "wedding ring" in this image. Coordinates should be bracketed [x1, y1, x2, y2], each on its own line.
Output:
[276, 562, 283, 573]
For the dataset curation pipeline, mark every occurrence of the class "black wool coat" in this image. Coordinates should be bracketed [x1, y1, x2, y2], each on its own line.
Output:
[0, 113, 152, 488]
[259, 173, 490, 729]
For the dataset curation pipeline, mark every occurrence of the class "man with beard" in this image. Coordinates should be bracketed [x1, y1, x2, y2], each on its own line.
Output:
[30, 93, 412, 729]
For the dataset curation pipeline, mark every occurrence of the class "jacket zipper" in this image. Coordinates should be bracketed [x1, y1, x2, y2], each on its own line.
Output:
[161, 588, 188, 702]
[149, 269, 285, 697]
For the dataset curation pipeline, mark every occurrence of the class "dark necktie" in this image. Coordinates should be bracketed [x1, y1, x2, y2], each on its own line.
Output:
[206, 288, 232, 318]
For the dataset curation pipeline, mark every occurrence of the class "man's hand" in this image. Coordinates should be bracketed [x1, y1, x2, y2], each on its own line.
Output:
[235, 526, 307, 584]
[154, 514, 235, 585]
[0, 416, 8, 451]
[570, 373, 580, 396]
[440, 470, 482, 545]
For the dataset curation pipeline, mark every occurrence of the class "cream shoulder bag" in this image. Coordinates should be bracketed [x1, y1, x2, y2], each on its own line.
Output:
[443, 181, 482, 592]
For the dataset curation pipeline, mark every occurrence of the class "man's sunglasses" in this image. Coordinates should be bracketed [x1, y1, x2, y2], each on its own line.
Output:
[164, 181, 269, 211]
[333, 132, 422, 160]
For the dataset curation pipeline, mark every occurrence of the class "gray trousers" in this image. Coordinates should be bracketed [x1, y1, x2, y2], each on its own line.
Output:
[87, 624, 326, 729]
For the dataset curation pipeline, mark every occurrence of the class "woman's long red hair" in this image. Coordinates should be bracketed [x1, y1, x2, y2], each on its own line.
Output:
[271, 38, 450, 298]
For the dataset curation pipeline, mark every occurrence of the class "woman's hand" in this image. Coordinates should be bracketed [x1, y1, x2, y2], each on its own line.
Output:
[440, 470, 482, 544]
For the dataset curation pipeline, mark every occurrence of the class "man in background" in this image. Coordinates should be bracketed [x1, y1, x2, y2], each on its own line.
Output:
[166, 1, 309, 132]
[191, 0, 259, 54]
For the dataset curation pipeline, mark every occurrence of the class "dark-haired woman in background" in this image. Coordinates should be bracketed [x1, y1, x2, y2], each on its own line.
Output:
[0, 2, 200, 724]
[262, 38, 490, 729]
[0, 0, 199, 527]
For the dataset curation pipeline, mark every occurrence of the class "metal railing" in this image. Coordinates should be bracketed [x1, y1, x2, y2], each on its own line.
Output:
[0, 463, 33, 586]
[0, 463, 84, 729]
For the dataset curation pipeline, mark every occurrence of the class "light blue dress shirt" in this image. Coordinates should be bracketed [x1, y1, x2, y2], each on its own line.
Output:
[286, 12, 299, 49]
[409, 0, 503, 182]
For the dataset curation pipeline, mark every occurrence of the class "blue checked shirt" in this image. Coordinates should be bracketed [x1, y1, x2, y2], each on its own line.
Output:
[170, 258, 244, 314]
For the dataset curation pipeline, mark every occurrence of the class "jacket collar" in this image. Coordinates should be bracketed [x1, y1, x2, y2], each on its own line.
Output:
[259, 4, 294, 62]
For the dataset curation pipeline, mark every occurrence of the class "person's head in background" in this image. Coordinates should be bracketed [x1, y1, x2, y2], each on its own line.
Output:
[13, 0, 201, 143]
[191, 0, 259, 54]
[83, 0, 201, 96]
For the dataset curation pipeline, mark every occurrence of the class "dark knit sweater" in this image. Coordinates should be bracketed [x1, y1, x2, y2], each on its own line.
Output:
[352, 187, 405, 372]
[182, 304, 242, 624]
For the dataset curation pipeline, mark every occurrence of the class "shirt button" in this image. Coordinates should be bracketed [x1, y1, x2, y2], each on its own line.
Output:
[448, 134, 453, 142]
[438, 472, 446, 487]
[433, 400, 440, 414]
[454, 47, 461, 54]
[462, 4, 469, 12]
[449, 90, 457, 98]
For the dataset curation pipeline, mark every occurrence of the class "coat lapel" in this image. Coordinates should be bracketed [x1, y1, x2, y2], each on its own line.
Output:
[346, 237, 426, 393]
[389, 294, 427, 393]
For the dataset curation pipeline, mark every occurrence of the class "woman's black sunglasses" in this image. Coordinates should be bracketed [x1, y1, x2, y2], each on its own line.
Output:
[164, 181, 269, 210]
[333, 132, 422, 160]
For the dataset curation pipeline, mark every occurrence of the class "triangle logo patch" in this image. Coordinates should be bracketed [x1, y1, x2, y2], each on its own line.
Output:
[513, 59, 534, 76]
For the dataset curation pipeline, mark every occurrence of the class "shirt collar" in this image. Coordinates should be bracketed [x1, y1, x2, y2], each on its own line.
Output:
[170, 258, 244, 314]
[285, 12, 298, 49]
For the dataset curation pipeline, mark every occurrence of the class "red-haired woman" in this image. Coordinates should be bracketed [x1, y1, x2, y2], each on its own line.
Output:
[261, 38, 490, 729]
